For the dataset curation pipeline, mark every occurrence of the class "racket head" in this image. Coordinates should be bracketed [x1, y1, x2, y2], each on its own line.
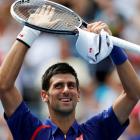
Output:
[10, 0, 85, 35]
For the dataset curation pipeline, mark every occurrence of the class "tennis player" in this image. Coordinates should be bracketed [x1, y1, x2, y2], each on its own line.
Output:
[0, 6, 140, 140]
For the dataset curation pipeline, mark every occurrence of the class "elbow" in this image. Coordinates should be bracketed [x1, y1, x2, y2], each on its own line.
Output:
[0, 84, 10, 93]
[0, 84, 8, 93]
[123, 80, 140, 101]
[0, 76, 13, 93]
[124, 89, 140, 102]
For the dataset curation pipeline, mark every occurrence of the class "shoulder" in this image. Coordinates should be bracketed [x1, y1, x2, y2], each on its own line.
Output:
[79, 107, 128, 139]
[4, 101, 44, 140]
[84, 107, 115, 125]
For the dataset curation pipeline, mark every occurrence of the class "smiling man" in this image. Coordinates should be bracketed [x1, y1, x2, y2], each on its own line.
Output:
[41, 64, 80, 118]
[0, 5, 140, 140]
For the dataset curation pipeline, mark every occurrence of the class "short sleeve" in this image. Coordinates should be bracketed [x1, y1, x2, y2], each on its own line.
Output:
[82, 107, 129, 140]
[4, 101, 42, 140]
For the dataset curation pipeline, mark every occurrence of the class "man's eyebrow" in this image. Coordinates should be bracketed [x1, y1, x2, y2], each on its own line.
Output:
[53, 81, 76, 85]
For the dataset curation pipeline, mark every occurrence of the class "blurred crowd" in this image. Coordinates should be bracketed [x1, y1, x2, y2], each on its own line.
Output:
[1, 0, 140, 139]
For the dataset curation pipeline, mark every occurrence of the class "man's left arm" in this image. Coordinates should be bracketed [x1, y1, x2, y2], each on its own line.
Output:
[87, 22, 140, 124]
[76, 21, 140, 125]
[112, 50, 140, 124]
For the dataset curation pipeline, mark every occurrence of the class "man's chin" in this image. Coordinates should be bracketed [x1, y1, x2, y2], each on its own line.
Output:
[55, 108, 74, 116]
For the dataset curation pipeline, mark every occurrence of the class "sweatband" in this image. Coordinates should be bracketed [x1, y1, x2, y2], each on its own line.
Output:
[17, 26, 40, 48]
[110, 46, 128, 65]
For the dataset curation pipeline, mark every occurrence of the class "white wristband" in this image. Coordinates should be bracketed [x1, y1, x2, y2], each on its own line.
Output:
[17, 26, 41, 48]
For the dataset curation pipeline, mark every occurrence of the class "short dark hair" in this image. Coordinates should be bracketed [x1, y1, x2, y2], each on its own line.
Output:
[42, 62, 79, 91]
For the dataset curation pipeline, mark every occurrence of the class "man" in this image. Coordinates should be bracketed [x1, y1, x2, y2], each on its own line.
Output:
[0, 5, 140, 140]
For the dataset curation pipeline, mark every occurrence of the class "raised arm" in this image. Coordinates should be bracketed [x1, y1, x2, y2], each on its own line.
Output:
[88, 22, 140, 124]
[76, 21, 140, 125]
[0, 5, 56, 117]
[111, 47, 140, 124]
[0, 41, 29, 116]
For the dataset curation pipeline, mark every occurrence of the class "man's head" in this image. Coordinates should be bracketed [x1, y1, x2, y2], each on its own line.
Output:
[42, 62, 79, 91]
[41, 62, 80, 116]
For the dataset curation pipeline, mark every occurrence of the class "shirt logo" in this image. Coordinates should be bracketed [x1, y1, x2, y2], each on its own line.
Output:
[19, 34, 24, 38]
[76, 134, 83, 140]
[89, 48, 93, 53]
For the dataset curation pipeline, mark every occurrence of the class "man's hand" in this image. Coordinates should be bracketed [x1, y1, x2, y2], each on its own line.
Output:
[28, 5, 59, 27]
[76, 21, 113, 64]
[86, 21, 112, 35]
[17, 5, 60, 48]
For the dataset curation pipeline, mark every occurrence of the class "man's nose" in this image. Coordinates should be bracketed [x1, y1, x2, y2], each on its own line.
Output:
[63, 85, 69, 93]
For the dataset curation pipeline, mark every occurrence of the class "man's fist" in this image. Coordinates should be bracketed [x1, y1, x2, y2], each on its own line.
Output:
[76, 25, 113, 64]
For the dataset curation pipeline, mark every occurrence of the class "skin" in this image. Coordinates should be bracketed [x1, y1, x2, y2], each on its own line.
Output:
[41, 74, 80, 133]
[0, 6, 140, 135]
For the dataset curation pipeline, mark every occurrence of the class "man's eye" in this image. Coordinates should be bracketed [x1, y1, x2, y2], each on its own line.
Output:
[68, 83, 76, 89]
[55, 83, 63, 89]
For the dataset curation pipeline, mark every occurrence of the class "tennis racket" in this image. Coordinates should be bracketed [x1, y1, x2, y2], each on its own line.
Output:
[11, 0, 140, 53]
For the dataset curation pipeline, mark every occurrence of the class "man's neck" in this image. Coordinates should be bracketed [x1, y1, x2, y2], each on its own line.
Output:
[50, 112, 75, 134]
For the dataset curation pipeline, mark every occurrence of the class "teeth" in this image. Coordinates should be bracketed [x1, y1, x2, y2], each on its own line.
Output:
[60, 99, 71, 102]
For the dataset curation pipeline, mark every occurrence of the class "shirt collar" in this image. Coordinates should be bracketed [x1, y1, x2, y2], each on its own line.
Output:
[45, 119, 58, 135]
[44, 119, 79, 135]
[71, 120, 79, 134]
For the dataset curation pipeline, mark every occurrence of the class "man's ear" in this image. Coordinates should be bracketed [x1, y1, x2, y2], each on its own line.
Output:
[41, 90, 49, 102]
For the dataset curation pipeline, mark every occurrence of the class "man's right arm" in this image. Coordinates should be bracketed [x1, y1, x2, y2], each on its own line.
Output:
[0, 41, 29, 117]
[0, 17, 41, 117]
[0, 5, 56, 117]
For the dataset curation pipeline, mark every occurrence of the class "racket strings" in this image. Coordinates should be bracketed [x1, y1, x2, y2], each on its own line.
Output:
[13, 0, 81, 31]
[41, 9, 80, 30]
[50, 12, 77, 30]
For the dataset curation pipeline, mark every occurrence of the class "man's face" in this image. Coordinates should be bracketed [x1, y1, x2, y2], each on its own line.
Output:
[46, 74, 80, 115]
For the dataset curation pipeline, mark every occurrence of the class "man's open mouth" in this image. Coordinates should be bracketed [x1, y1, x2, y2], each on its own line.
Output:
[59, 98, 72, 102]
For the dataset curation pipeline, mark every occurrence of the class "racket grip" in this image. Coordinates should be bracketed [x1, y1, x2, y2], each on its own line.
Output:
[110, 36, 140, 54]
[82, 20, 88, 28]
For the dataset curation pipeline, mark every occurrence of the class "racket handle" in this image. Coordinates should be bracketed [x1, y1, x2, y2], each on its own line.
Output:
[82, 20, 88, 28]
[110, 36, 140, 53]
[75, 20, 88, 35]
